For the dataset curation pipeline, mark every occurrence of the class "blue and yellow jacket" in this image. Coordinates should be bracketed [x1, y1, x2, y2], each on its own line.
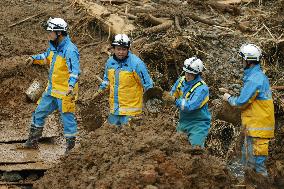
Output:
[99, 51, 153, 116]
[31, 36, 80, 99]
[228, 64, 274, 138]
[170, 75, 211, 129]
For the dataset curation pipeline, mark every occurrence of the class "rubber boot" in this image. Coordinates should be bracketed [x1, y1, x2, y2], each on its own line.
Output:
[23, 125, 43, 149]
[65, 137, 76, 155]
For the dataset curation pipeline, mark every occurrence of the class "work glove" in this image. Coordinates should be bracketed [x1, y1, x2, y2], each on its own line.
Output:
[222, 93, 231, 102]
[162, 91, 175, 103]
[26, 57, 34, 66]
[66, 86, 74, 97]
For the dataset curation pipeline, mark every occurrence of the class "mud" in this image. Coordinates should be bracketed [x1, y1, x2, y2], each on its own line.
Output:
[34, 114, 235, 189]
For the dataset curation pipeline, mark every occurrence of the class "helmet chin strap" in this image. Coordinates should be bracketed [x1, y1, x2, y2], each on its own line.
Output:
[243, 59, 252, 70]
[55, 31, 61, 40]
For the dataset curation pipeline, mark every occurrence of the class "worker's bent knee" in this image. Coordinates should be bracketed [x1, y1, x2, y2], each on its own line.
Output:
[188, 134, 207, 148]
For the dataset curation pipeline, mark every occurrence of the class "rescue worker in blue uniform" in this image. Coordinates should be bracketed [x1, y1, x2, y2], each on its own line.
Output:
[95, 34, 153, 126]
[24, 18, 80, 154]
[163, 57, 211, 148]
[222, 44, 275, 176]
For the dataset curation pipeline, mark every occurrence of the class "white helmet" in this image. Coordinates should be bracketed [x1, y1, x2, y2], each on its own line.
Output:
[183, 57, 204, 74]
[239, 44, 262, 61]
[112, 34, 131, 47]
[46, 17, 68, 32]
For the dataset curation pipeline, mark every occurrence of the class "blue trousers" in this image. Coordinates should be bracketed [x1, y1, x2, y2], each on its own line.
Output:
[108, 114, 130, 127]
[241, 136, 268, 176]
[32, 93, 77, 138]
[176, 123, 209, 148]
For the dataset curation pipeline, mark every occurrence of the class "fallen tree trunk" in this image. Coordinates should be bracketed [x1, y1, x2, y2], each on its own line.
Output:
[73, 0, 135, 34]
[187, 13, 220, 26]
[141, 14, 173, 34]
[217, 0, 255, 5]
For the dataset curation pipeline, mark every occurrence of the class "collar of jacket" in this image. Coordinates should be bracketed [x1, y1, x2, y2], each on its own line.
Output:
[184, 74, 202, 86]
[112, 51, 132, 63]
[243, 64, 261, 81]
[49, 35, 70, 52]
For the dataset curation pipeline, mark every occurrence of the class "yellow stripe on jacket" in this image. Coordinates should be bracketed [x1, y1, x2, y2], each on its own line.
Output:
[108, 69, 143, 116]
[242, 99, 275, 138]
[50, 55, 78, 99]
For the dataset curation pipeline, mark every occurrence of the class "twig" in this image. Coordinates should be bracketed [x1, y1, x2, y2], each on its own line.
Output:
[175, 16, 182, 32]
[100, 0, 127, 4]
[107, 26, 111, 42]
[79, 41, 102, 52]
[251, 25, 264, 37]
[212, 25, 235, 33]
[119, 12, 137, 20]
[9, 12, 45, 28]
[195, 48, 211, 57]
[263, 23, 276, 41]
[125, 4, 128, 14]
[95, 75, 103, 82]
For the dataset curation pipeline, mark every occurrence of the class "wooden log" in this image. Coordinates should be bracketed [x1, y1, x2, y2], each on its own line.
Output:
[141, 14, 173, 34]
[187, 13, 220, 26]
[144, 20, 173, 34]
[272, 86, 284, 90]
[217, 0, 255, 5]
[73, 0, 135, 34]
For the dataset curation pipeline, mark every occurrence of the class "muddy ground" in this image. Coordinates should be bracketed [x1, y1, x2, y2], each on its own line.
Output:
[0, 0, 284, 188]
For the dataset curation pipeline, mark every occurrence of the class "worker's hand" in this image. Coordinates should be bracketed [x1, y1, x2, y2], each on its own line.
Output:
[222, 93, 231, 102]
[218, 87, 229, 93]
[162, 91, 175, 103]
[93, 89, 104, 99]
[66, 86, 74, 97]
[43, 58, 48, 64]
[26, 57, 34, 66]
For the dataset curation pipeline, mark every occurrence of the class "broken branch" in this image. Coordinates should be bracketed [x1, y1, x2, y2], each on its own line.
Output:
[100, 0, 127, 4]
[142, 14, 173, 34]
[272, 86, 284, 91]
[175, 16, 182, 32]
[9, 12, 46, 28]
[187, 13, 220, 26]
[79, 41, 102, 52]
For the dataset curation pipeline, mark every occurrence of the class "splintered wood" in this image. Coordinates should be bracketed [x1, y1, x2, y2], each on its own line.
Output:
[73, 0, 135, 34]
